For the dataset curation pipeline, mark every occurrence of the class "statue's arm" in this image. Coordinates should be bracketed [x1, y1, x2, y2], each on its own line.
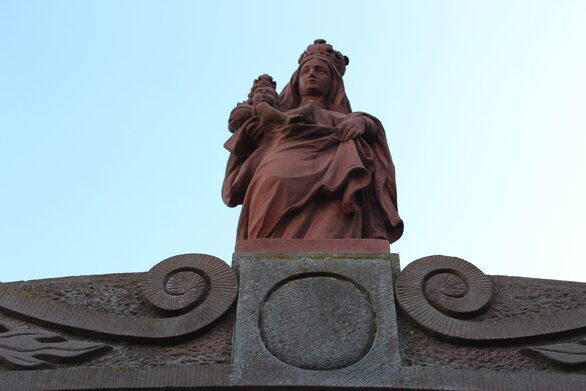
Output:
[226, 103, 267, 156]
[254, 102, 289, 124]
[222, 105, 262, 207]
[222, 152, 247, 207]
[222, 120, 264, 206]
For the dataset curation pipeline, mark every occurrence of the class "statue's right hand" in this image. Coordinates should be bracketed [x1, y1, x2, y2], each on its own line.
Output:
[255, 102, 290, 125]
[254, 102, 272, 116]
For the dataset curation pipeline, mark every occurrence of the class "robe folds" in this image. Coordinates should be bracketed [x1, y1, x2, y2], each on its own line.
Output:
[222, 107, 403, 243]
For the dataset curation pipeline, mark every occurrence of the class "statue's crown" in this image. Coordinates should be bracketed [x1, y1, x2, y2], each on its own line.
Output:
[298, 39, 349, 76]
[251, 74, 276, 91]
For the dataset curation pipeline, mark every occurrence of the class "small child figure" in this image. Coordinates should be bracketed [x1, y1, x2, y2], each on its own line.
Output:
[228, 74, 279, 133]
[228, 74, 315, 136]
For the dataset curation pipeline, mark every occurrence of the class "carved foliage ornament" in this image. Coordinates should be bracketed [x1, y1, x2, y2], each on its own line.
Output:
[522, 339, 586, 368]
[0, 324, 110, 370]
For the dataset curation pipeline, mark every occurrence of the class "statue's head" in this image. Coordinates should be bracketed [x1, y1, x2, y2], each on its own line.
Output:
[298, 58, 332, 99]
[279, 39, 352, 113]
[247, 74, 278, 108]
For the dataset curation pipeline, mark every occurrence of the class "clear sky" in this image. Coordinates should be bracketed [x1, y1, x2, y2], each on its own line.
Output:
[1, 1, 585, 283]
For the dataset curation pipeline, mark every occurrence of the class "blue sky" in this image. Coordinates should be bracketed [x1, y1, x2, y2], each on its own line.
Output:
[1, 1, 585, 282]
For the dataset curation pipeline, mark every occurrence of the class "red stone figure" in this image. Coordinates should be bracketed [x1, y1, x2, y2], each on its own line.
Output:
[222, 40, 403, 243]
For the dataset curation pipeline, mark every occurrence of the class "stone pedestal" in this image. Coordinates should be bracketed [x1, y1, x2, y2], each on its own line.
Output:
[230, 251, 401, 387]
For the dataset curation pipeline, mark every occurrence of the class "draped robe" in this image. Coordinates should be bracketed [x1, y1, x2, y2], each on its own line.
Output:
[222, 107, 403, 243]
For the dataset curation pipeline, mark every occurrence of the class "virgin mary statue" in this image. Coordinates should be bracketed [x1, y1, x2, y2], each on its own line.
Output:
[222, 39, 404, 244]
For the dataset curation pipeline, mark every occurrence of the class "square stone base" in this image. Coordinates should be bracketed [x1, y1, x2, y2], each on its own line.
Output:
[231, 252, 401, 387]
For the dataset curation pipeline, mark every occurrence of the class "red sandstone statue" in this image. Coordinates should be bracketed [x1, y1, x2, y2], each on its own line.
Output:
[222, 40, 403, 243]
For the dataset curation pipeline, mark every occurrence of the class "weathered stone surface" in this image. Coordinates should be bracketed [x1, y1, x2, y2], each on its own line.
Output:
[0, 254, 237, 342]
[2, 252, 586, 390]
[260, 275, 375, 370]
[4, 273, 153, 317]
[0, 270, 234, 371]
[399, 274, 586, 374]
[230, 252, 402, 387]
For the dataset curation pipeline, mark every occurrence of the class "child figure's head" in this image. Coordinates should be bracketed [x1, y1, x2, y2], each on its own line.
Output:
[247, 74, 279, 108]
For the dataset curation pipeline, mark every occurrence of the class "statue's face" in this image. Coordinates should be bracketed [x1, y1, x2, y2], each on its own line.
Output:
[299, 58, 331, 98]
[252, 86, 278, 107]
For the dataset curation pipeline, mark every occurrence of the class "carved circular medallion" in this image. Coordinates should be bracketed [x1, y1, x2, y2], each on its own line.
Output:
[259, 273, 375, 370]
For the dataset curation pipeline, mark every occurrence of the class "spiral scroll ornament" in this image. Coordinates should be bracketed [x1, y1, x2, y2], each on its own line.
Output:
[395, 256, 492, 340]
[395, 256, 586, 343]
[141, 254, 216, 315]
[0, 254, 238, 342]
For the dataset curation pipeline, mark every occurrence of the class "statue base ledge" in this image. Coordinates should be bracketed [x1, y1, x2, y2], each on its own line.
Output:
[234, 238, 390, 253]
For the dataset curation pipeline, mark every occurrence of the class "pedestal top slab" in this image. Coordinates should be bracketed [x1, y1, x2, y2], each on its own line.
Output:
[235, 238, 390, 253]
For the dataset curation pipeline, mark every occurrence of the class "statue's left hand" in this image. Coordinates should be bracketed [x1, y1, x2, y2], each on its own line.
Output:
[337, 117, 366, 141]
